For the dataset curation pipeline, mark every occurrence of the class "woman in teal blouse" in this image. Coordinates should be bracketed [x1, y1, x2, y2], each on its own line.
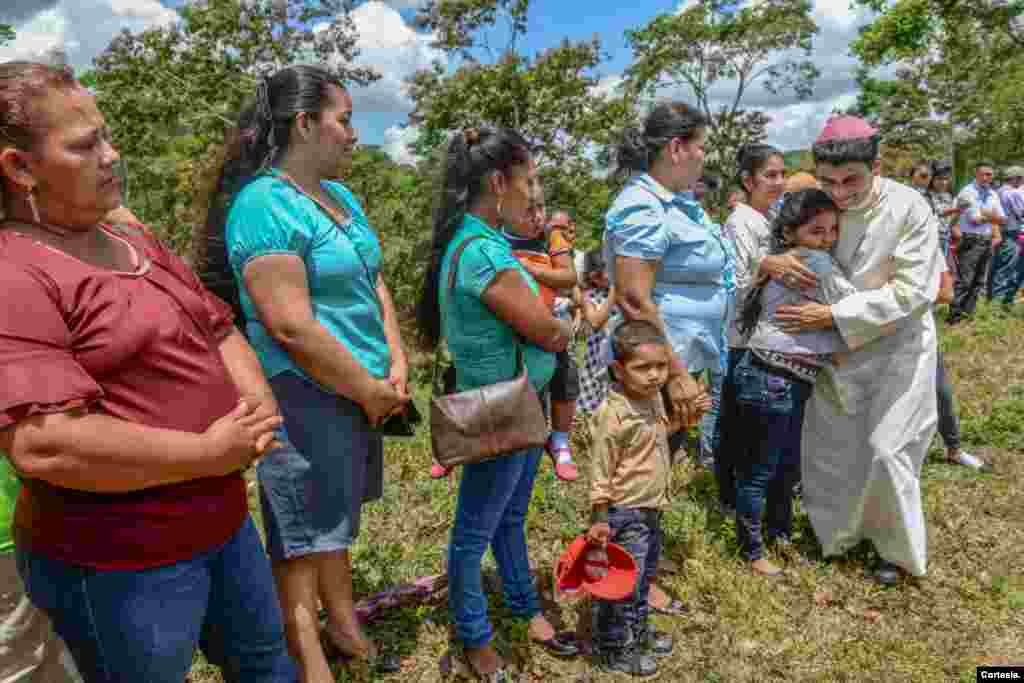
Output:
[198, 66, 408, 679]
[417, 127, 579, 678]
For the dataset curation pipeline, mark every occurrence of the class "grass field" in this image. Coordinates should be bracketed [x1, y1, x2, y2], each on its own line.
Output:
[190, 300, 1024, 682]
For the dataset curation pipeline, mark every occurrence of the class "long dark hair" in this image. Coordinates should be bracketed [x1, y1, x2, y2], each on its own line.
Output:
[194, 65, 346, 322]
[415, 127, 532, 349]
[736, 143, 782, 193]
[738, 189, 839, 337]
[615, 101, 707, 176]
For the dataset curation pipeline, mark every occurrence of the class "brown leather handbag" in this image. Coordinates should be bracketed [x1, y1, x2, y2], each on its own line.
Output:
[430, 236, 549, 468]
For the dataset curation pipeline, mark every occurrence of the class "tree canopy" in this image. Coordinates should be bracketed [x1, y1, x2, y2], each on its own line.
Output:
[92, 0, 377, 251]
[626, 0, 818, 187]
[407, 0, 632, 244]
[850, 0, 1024, 175]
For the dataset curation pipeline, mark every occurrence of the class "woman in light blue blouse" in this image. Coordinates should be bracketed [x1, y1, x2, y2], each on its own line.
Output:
[606, 102, 734, 453]
[197, 66, 408, 679]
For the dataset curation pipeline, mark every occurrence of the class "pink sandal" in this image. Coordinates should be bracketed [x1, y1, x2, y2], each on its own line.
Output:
[430, 462, 451, 479]
[546, 441, 579, 482]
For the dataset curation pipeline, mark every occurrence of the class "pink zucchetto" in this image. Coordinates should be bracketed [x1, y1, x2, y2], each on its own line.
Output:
[815, 115, 878, 143]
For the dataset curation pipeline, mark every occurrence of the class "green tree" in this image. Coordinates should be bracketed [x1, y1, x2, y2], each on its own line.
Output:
[851, 0, 1024, 174]
[343, 146, 434, 316]
[408, 0, 632, 244]
[842, 69, 940, 164]
[93, 0, 378, 251]
[625, 0, 819, 188]
[0, 24, 13, 47]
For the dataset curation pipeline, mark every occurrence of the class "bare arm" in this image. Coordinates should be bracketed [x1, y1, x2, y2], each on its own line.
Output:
[376, 274, 410, 399]
[481, 269, 568, 352]
[615, 255, 705, 425]
[615, 256, 686, 375]
[0, 401, 278, 493]
[219, 328, 278, 413]
[521, 252, 578, 291]
[242, 254, 401, 423]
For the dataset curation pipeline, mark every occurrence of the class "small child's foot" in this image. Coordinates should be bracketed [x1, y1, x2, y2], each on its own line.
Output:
[751, 558, 783, 576]
[546, 436, 578, 482]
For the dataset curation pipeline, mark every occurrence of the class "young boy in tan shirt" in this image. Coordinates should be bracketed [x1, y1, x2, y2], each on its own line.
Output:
[587, 320, 708, 677]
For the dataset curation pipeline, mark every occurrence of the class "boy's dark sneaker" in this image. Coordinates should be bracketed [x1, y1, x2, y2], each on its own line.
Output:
[596, 646, 658, 678]
[638, 628, 674, 657]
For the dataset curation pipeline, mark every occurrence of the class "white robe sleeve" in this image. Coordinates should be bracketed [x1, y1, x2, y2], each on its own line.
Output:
[830, 200, 943, 350]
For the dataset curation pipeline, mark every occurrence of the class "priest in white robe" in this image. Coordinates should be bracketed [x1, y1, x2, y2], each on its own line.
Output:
[772, 116, 945, 584]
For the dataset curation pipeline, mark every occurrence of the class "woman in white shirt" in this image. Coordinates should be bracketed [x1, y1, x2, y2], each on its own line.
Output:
[716, 145, 804, 515]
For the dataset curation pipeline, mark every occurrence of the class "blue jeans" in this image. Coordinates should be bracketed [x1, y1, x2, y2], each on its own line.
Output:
[17, 518, 297, 683]
[730, 353, 812, 561]
[989, 230, 1021, 304]
[714, 349, 744, 509]
[700, 368, 724, 462]
[592, 507, 661, 652]
[448, 447, 544, 648]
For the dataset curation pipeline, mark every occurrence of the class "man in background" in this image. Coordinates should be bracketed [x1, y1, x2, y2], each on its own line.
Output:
[991, 166, 1024, 307]
[949, 162, 1005, 323]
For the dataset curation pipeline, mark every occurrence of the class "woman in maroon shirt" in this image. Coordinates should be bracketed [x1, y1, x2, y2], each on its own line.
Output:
[0, 62, 297, 682]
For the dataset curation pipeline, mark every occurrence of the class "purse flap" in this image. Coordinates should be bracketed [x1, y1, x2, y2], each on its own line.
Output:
[431, 372, 533, 437]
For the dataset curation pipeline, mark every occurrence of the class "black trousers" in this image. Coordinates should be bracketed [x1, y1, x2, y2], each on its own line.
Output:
[949, 233, 992, 322]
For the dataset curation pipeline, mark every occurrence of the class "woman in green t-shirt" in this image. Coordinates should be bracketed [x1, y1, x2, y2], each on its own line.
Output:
[416, 128, 579, 679]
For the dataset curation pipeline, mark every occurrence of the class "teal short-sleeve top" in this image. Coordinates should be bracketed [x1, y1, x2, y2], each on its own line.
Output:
[225, 169, 391, 381]
[439, 214, 555, 393]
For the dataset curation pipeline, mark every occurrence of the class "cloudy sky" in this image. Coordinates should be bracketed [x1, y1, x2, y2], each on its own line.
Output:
[0, 0, 877, 163]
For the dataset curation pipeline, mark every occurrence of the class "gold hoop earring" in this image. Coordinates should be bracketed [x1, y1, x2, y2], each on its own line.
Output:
[27, 186, 40, 223]
[496, 199, 504, 223]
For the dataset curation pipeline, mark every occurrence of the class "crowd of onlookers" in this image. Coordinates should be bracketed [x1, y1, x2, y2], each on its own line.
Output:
[0, 58, 1019, 683]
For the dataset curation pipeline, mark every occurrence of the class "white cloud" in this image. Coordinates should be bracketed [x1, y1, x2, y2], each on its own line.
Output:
[376, 0, 426, 9]
[763, 91, 859, 150]
[592, 74, 625, 99]
[654, 0, 879, 150]
[380, 124, 420, 165]
[0, 8, 68, 62]
[0, 0, 178, 71]
[347, 0, 445, 113]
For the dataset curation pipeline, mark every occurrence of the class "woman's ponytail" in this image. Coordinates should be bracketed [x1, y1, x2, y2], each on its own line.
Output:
[415, 127, 532, 349]
[194, 65, 346, 326]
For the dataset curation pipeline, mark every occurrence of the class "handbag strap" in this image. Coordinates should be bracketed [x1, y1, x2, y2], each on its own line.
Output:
[433, 234, 525, 393]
